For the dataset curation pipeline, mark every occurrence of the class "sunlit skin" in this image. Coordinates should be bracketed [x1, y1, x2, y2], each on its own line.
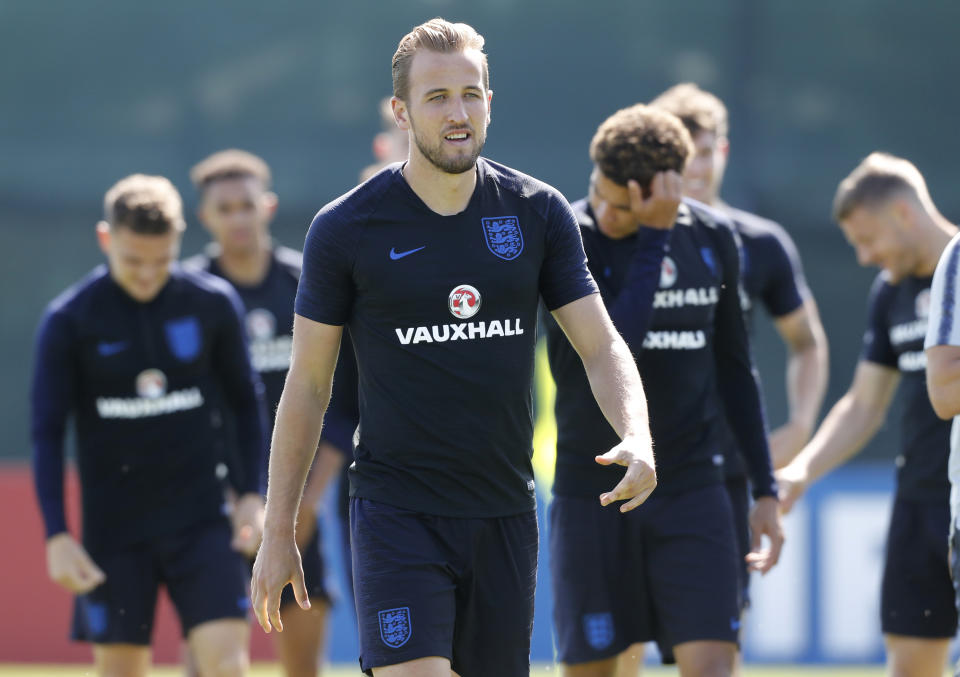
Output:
[96, 222, 182, 302]
[397, 48, 491, 176]
[683, 130, 729, 205]
[198, 175, 276, 259]
[839, 205, 919, 284]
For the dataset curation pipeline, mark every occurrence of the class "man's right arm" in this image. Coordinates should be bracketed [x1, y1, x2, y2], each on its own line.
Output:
[31, 307, 106, 594]
[251, 314, 342, 633]
[777, 360, 900, 512]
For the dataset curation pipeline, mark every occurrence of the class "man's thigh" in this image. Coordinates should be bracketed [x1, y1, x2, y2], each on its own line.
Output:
[881, 497, 957, 638]
[161, 519, 250, 637]
[72, 544, 158, 645]
[549, 494, 651, 666]
[351, 498, 537, 677]
[647, 483, 742, 651]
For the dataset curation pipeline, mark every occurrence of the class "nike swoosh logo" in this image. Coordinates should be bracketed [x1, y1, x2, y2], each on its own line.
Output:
[389, 246, 426, 260]
[97, 341, 129, 356]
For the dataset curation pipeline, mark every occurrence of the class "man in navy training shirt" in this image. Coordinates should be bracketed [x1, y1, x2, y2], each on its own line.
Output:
[186, 149, 359, 677]
[31, 174, 268, 677]
[250, 17, 657, 677]
[778, 153, 958, 677]
[546, 104, 783, 677]
[647, 83, 830, 669]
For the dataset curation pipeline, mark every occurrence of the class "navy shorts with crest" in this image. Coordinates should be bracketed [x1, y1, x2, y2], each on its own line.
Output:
[71, 518, 248, 644]
[350, 497, 538, 677]
[550, 482, 741, 665]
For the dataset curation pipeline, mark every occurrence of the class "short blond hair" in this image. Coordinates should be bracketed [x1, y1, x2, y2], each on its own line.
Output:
[104, 174, 184, 234]
[190, 149, 272, 193]
[392, 18, 488, 101]
[833, 152, 931, 222]
[650, 83, 729, 140]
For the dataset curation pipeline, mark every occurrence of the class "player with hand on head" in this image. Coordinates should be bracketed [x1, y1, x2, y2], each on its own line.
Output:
[250, 17, 656, 677]
[185, 149, 359, 677]
[31, 174, 268, 677]
[778, 153, 958, 677]
[545, 103, 782, 677]
[650, 83, 828, 471]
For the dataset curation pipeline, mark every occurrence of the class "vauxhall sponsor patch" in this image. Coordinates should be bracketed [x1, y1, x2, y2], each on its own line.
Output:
[449, 284, 481, 319]
[378, 607, 412, 648]
[96, 368, 204, 419]
[481, 216, 523, 260]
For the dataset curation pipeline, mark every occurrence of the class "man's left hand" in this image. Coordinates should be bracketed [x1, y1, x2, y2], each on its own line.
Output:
[595, 436, 657, 512]
[231, 492, 266, 557]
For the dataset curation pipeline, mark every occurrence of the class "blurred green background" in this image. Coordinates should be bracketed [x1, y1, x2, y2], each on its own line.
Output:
[3, 0, 959, 466]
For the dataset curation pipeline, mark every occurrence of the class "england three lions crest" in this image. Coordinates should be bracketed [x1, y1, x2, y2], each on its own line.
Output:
[378, 607, 412, 648]
[481, 216, 524, 261]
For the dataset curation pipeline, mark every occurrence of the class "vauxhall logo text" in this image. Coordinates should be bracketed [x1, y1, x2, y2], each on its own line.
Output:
[396, 283, 524, 345]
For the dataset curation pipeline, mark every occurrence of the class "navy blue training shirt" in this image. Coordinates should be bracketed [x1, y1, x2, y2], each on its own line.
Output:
[295, 159, 597, 518]
[31, 265, 268, 553]
[721, 206, 810, 479]
[547, 199, 776, 499]
[186, 245, 359, 465]
[861, 272, 949, 502]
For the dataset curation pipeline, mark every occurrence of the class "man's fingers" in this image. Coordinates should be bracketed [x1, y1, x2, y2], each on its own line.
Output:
[594, 449, 630, 467]
[619, 486, 655, 513]
[290, 566, 311, 611]
[266, 587, 284, 633]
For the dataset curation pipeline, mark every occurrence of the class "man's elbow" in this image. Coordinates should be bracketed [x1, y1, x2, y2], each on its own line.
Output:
[927, 387, 959, 420]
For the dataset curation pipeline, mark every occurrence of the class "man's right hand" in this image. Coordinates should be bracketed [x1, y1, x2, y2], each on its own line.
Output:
[46, 533, 106, 594]
[775, 462, 810, 514]
[250, 535, 310, 633]
[627, 170, 684, 230]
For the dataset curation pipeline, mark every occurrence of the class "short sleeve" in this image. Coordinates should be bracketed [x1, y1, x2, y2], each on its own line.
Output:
[538, 193, 598, 310]
[756, 226, 809, 318]
[861, 274, 897, 367]
[294, 207, 357, 325]
[926, 233, 960, 349]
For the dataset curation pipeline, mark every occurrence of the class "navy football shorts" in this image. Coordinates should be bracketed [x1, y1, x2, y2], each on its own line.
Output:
[71, 518, 249, 644]
[350, 497, 538, 677]
[550, 482, 741, 665]
[881, 496, 957, 638]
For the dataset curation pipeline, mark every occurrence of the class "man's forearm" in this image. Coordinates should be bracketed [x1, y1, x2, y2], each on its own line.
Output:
[263, 377, 331, 537]
[785, 342, 829, 435]
[793, 394, 884, 482]
[581, 334, 651, 443]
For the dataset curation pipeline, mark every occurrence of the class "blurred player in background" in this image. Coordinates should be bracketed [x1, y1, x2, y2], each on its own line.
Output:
[359, 96, 411, 182]
[186, 149, 359, 677]
[252, 17, 657, 677]
[778, 153, 958, 676]
[647, 83, 829, 670]
[31, 174, 268, 677]
[545, 104, 782, 677]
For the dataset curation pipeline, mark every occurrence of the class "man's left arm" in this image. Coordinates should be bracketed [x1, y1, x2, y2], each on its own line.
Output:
[551, 294, 656, 511]
[712, 225, 783, 573]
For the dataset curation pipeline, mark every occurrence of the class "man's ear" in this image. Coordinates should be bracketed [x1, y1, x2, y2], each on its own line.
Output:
[263, 191, 279, 220]
[95, 221, 111, 255]
[392, 97, 410, 131]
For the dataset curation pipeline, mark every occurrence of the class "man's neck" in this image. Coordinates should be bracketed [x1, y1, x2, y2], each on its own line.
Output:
[217, 241, 272, 286]
[402, 154, 477, 216]
[915, 214, 959, 278]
